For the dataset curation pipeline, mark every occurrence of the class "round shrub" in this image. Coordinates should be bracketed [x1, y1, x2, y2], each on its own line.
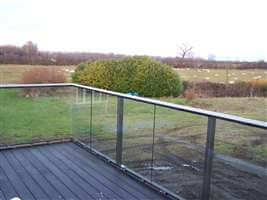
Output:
[73, 56, 183, 97]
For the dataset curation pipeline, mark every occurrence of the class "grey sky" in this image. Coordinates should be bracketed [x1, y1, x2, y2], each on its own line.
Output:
[0, 0, 266, 61]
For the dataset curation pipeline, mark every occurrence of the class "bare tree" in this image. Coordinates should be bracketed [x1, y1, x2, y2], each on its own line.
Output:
[22, 41, 38, 55]
[178, 43, 193, 59]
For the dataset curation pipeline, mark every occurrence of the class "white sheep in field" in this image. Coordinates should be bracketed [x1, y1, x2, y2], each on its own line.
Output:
[253, 76, 262, 80]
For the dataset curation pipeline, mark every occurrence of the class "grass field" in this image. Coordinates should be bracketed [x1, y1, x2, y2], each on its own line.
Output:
[0, 64, 75, 84]
[174, 68, 267, 83]
[0, 64, 266, 84]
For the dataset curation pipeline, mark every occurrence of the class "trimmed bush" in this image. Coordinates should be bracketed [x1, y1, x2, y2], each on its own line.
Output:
[73, 56, 183, 97]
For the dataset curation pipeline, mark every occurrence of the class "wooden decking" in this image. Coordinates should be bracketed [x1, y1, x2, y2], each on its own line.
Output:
[0, 142, 166, 200]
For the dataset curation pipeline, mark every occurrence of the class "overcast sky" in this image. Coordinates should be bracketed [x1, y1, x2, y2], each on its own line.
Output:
[0, 0, 266, 61]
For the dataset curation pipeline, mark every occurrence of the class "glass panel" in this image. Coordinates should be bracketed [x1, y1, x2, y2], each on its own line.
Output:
[0, 87, 73, 146]
[31, 87, 73, 142]
[122, 100, 154, 180]
[153, 106, 207, 199]
[211, 120, 267, 200]
[72, 88, 91, 141]
[0, 88, 21, 146]
[90, 91, 117, 160]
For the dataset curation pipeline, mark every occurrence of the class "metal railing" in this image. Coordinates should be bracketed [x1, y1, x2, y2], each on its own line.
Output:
[1, 83, 267, 200]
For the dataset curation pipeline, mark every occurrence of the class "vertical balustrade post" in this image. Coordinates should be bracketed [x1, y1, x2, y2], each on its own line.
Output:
[89, 90, 93, 150]
[116, 97, 124, 165]
[201, 117, 216, 200]
[150, 105, 156, 181]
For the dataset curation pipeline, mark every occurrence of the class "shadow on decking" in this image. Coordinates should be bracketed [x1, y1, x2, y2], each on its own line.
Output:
[0, 142, 167, 200]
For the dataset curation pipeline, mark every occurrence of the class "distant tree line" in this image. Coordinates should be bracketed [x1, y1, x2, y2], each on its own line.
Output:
[156, 57, 267, 69]
[0, 41, 123, 65]
[0, 41, 266, 69]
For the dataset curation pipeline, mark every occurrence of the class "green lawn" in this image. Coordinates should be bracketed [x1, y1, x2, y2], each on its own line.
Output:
[0, 89, 73, 144]
[0, 89, 266, 167]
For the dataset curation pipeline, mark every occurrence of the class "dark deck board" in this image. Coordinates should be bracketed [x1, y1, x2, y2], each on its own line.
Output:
[13, 150, 63, 200]
[29, 148, 90, 200]
[53, 145, 140, 200]
[63, 143, 165, 199]
[0, 142, 167, 200]
[20, 148, 78, 200]
[0, 188, 6, 200]
[0, 153, 35, 200]
[3, 151, 49, 200]
[40, 146, 118, 200]
[34, 147, 106, 200]
[0, 164, 18, 200]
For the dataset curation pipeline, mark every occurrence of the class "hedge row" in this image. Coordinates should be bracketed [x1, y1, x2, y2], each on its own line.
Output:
[184, 80, 267, 97]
